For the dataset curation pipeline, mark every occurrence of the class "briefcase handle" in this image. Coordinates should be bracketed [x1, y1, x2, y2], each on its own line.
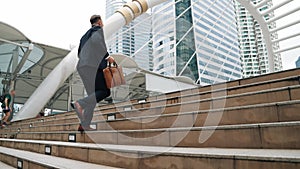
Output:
[108, 61, 118, 68]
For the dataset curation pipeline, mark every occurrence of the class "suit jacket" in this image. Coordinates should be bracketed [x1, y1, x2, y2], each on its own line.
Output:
[77, 26, 109, 69]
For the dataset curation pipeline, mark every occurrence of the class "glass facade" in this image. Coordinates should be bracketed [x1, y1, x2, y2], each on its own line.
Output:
[296, 56, 300, 68]
[133, 14, 153, 71]
[152, 1, 176, 76]
[105, 0, 134, 56]
[235, 0, 282, 78]
[153, 0, 242, 85]
[175, 0, 198, 81]
[105, 0, 153, 71]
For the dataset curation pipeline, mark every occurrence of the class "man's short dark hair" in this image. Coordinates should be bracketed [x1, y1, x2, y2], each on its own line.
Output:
[90, 15, 101, 25]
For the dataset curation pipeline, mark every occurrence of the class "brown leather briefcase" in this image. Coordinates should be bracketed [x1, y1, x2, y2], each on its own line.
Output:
[103, 62, 126, 89]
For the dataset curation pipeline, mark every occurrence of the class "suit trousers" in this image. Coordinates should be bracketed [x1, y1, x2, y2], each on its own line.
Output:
[77, 66, 110, 127]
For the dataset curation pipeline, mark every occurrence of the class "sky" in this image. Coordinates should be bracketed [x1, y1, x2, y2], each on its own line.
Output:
[0, 0, 106, 50]
[0, 0, 299, 70]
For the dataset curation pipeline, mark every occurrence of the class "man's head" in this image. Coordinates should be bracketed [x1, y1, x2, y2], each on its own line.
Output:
[10, 90, 15, 97]
[90, 15, 103, 27]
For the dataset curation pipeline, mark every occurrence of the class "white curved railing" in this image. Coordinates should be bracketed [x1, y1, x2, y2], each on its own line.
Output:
[235, 0, 300, 72]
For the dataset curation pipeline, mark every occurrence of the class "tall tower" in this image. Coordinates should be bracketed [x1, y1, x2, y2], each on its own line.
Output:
[105, 0, 153, 71]
[296, 56, 300, 68]
[152, 0, 242, 85]
[235, 0, 282, 78]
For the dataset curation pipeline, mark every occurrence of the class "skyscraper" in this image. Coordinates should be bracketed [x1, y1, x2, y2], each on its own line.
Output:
[152, 0, 242, 85]
[105, 0, 153, 71]
[296, 56, 300, 68]
[235, 0, 282, 78]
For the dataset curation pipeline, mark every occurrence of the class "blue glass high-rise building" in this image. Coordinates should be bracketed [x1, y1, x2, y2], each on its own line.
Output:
[152, 0, 242, 85]
[296, 56, 300, 68]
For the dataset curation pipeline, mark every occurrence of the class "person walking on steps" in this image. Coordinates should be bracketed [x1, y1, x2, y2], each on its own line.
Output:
[71, 14, 115, 132]
[1, 90, 15, 128]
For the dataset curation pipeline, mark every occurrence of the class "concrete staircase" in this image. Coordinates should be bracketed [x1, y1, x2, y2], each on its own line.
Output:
[0, 68, 300, 169]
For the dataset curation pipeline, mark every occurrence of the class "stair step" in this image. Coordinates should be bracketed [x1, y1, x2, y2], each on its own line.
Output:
[100, 73, 300, 111]
[0, 146, 122, 169]
[0, 139, 299, 169]
[238, 68, 300, 85]
[99, 85, 300, 115]
[5, 86, 300, 133]
[7, 121, 300, 149]
[2, 69, 300, 168]
[0, 161, 14, 169]
[15, 100, 300, 132]
[10, 74, 300, 127]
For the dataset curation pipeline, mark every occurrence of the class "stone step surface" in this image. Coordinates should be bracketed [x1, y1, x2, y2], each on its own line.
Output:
[0, 139, 299, 169]
[6, 121, 300, 149]
[99, 85, 300, 116]
[7, 100, 299, 133]
[0, 146, 122, 169]
[9, 73, 300, 127]
[4, 86, 299, 134]
[1, 68, 299, 169]
[8, 78, 300, 131]
[0, 161, 14, 169]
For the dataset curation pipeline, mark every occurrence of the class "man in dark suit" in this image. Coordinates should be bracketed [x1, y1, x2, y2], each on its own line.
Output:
[71, 15, 115, 131]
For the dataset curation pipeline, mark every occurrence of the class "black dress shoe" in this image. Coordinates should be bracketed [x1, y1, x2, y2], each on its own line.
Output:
[70, 102, 75, 109]
[78, 124, 95, 132]
[78, 124, 84, 132]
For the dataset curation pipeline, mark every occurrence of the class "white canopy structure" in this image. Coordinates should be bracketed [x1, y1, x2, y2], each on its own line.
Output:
[0, 22, 70, 111]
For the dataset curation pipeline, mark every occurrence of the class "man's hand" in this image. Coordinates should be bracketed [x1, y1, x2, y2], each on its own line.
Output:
[106, 56, 115, 64]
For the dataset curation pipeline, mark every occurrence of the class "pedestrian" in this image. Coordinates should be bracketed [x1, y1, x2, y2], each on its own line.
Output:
[71, 14, 115, 132]
[1, 90, 15, 127]
[36, 109, 45, 118]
